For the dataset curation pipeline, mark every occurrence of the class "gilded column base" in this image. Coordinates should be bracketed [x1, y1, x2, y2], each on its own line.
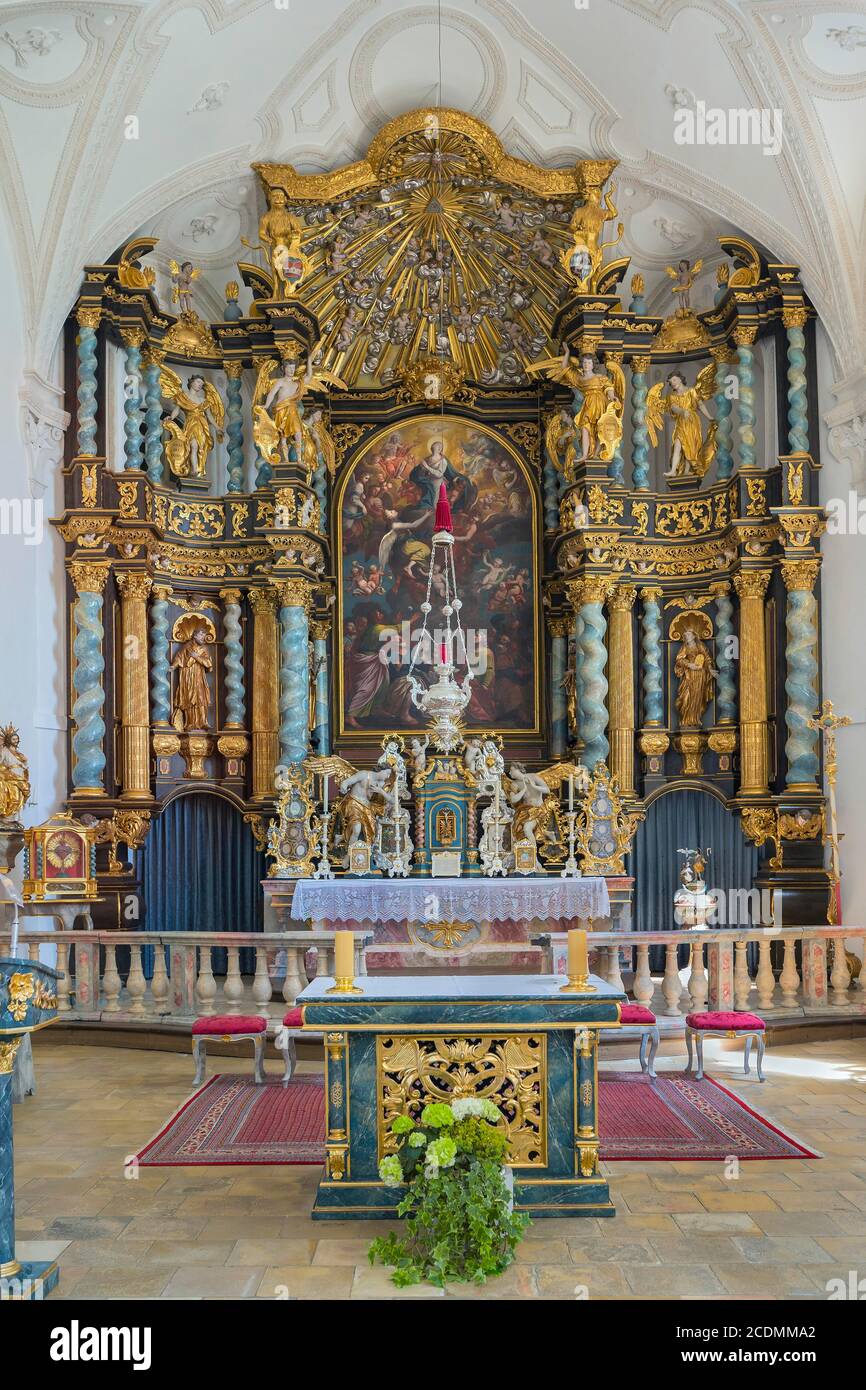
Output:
[122, 725, 153, 800]
[251, 730, 279, 800]
[674, 731, 707, 777]
[638, 728, 669, 776]
[739, 720, 769, 795]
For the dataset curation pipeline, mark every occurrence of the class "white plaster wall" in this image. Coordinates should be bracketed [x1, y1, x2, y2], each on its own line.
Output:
[816, 321, 866, 928]
[0, 209, 66, 831]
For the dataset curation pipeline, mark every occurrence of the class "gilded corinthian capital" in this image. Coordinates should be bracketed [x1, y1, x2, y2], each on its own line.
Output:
[273, 577, 316, 611]
[67, 560, 111, 595]
[733, 570, 770, 600]
[249, 587, 279, 616]
[116, 571, 152, 602]
[781, 559, 820, 592]
[609, 584, 637, 612]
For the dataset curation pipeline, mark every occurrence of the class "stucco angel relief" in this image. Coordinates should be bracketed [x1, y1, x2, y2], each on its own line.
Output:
[646, 363, 717, 482]
[160, 368, 224, 480]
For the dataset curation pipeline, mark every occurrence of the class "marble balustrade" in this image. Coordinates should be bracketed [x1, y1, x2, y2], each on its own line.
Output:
[0, 925, 862, 1032]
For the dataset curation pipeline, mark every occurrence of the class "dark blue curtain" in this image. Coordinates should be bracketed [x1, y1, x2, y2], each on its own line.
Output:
[137, 792, 266, 975]
[629, 789, 758, 971]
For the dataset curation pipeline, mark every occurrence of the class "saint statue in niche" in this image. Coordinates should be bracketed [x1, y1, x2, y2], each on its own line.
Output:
[170, 617, 215, 731]
[674, 625, 717, 727]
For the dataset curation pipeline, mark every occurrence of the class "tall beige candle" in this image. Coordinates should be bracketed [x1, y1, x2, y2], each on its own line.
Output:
[334, 930, 354, 980]
[568, 928, 588, 980]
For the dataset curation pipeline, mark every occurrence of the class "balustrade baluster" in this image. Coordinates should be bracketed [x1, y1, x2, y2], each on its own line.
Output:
[756, 938, 776, 1010]
[253, 946, 273, 1017]
[225, 946, 243, 1010]
[28, 941, 39, 961]
[688, 940, 708, 1013]
[830, 936, 851, 1006]
[733, 941, 752, 1011]
[315, 945, 330, 979]
[151, 941, 170, 1015]
[780, 938, 800, 1007]
[196, 946, 217, 1015]
[55, 942, 71, 1013]
[283, 946, 306, 1005]
[127, 943, 147, 1016]
[605, 944, 624, 994]
[662, 943, 682, 1016]
[632, 943, 654, 1009]
[103, 944, 122, 1013]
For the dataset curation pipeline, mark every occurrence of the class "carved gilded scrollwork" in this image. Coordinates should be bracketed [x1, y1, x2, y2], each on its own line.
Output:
[377, 1033, 546, 1166]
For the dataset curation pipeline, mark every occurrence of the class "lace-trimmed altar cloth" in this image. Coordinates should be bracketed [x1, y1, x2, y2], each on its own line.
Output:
[291, 876, 610, 925]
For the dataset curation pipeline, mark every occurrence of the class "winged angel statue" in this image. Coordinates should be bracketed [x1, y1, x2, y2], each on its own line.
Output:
[252, 345, 345, 476]
[304, 754, 391, 866]
[646, 362, 717, 481]
[528, 347, 624, 472]
[159, 367, 224, 480]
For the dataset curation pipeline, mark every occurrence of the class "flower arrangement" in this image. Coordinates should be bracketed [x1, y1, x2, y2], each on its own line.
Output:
[368, 1097, 530, 1287]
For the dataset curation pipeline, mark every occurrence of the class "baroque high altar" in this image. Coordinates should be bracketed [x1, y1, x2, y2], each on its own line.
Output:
[54, 109, 829, 937]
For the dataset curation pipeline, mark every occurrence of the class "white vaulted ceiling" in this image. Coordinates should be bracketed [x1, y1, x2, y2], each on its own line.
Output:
[0, 0, 863, 379]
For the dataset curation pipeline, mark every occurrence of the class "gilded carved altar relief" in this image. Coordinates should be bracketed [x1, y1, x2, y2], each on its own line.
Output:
[377, 1033, 546, 1167]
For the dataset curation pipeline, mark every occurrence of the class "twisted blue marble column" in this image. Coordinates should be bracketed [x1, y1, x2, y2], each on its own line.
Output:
[542, 455, 560, 530]
[313, 460, 328, 531]
[122, 330, 144, 470]
[69, 563, 108, 792]
[785, 311, 809, 455]
[549, 622, 568, 758]
[640, 587, 663, 726]
[76, 310, 99, 457]
[221, 588, 246, 727]
[713, 349, 734, 480]
[277, 581, 311, 767]
[630, 356, 650, 491]
[149, 585, 172, 726]
[144, 358, 164, 483]
[711, 582, 737, 724]
[576, 578, 610, 771]
[782, 561, 820, 787]
[312, 623, 330, 756]
[255, 449, 273, 490]
[735, 334, 756, 470]
[225, 367, 244, 494]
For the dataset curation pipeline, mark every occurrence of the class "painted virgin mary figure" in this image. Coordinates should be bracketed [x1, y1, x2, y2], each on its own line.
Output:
[377, 439, 476, 572]
[674, 626, 717, 727]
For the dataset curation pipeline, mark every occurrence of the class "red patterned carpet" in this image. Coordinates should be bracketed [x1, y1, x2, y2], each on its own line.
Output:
[134, 1070, 816, 1167]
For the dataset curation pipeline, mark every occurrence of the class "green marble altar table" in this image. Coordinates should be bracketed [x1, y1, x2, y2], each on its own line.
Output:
[299, 972, 624, 1220]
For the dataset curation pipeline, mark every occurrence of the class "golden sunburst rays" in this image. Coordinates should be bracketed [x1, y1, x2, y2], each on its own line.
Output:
[288, 150, 574, 388]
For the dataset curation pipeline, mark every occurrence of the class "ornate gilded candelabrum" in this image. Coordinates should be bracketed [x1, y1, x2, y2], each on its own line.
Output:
[313, 775, 334, 880]
[560, 811, 580, 878]
[406, 483, 473, 753]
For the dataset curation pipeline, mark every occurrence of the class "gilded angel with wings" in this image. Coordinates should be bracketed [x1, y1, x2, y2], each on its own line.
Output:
[505, 760, 588, 855]
[646, 363, 717, 481]
[159, 368, 224, 480]
[252, 345, 346, 474]
[305, 754, 390, 864]
[665, 258, 703, 314]
[529, 346, 624, 466]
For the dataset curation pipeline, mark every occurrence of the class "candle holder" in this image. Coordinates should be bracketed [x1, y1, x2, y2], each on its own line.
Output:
[559, 972, 596, 994]
[560, 810, 581, 878]
[313, 810, 334, 879]
[326, 977, 365, 995]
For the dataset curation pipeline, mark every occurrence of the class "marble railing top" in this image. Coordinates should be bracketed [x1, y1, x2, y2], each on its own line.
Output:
[0, 929, 373, 945]
[539, 925, 866, 943]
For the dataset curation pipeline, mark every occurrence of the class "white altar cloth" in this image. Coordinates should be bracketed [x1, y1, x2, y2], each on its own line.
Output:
[291, 876, 610, 926]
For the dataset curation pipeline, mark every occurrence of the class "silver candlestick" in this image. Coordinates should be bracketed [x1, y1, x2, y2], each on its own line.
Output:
[560, 810, 581, 878]
[313, 810, 334, 879]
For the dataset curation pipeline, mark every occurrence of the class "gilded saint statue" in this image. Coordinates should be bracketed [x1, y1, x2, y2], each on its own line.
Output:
[0, 724, 30, 823]
[160, 368, 224, 480]
[674, 625, 717, 727]
[530, 347, 624, 465]
[243, 187, 307, 297]
[171, 621, 214, 731]
[646, 364, 717, 481]
[560, 165, 623, 289]
[252, 346, 346, 471]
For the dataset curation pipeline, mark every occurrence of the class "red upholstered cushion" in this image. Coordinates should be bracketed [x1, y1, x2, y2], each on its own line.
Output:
[686, 1011, 765, 1031]
[192, 1014, 267, 1035]
[620, 1004, 656, 1025]
[282, 1007, 303, 1028]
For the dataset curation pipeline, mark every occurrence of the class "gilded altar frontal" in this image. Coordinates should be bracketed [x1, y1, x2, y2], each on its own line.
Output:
[1, 3, 864, 1320]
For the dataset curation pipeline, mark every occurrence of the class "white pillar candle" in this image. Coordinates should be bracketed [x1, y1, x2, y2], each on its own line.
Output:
[568, 774, 574, 812]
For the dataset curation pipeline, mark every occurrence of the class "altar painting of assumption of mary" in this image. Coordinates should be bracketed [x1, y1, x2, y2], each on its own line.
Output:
[337, 417, 539, 736]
